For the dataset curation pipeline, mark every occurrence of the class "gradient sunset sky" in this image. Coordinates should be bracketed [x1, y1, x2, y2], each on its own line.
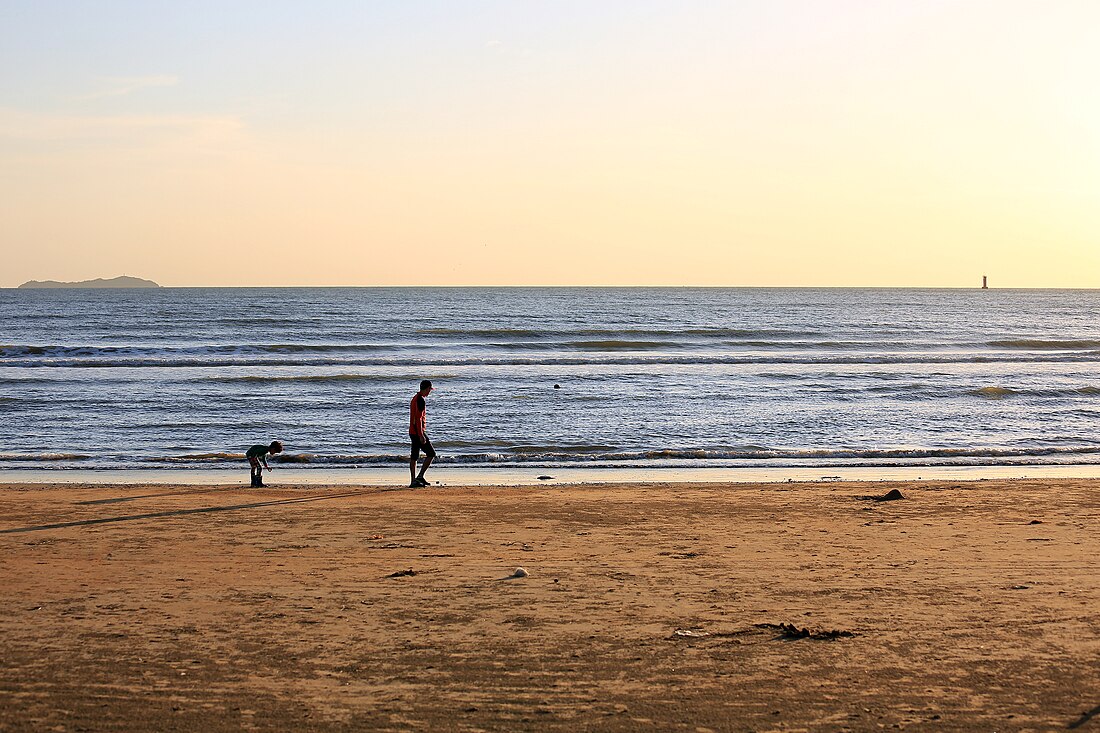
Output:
[2, 1, 1098, 287]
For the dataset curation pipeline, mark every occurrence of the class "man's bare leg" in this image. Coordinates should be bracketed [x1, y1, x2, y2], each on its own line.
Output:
[417, 454, 433, 483]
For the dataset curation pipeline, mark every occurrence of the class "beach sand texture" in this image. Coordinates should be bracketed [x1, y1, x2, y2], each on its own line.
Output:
[1, 480, 1098, 731]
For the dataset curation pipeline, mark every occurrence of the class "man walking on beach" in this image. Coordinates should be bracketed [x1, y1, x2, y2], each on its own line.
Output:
[409, 380, 435, 487]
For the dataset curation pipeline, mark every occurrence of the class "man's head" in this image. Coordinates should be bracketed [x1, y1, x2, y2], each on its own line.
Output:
[269, 440, 284, 454]
[419, 379, 433, 395]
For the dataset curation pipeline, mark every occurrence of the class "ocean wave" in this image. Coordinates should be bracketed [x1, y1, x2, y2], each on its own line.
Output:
[198, 373, 435, 384]
[484, 340, 687, 351]
[0, 376, 74, 385]
[151, 452, 245, 462]
[417, 327, 820, 339]
[216, 317, 332, 326]
[969, 386, 1100, 399]
[150, 453, 332, 465]
[260, 343, 405, 354]
[989, 339, 1100, 350]
[570, 340, 675, 351]
[271, 453, 313, 463]
[493, 339, 908, 352]
[138, 445, 1100, 466]
[711, 340, 919, 350]
[417, 328, 545, 337]
[971, 386, 1017, 398]
[0, 452, 91, 462]
[0, 343, 401, 359]
[507, 444, 620, 454]
[8, 352, 1100, 369]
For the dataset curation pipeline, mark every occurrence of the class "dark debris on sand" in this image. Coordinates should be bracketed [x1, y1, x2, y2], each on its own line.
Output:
[757, 622, 856, 640]
[860, 488, 906, 502]
[671, 623, 856, 643]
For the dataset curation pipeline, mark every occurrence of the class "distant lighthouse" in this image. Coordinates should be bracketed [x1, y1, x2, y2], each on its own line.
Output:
[982, 275, 988, 289]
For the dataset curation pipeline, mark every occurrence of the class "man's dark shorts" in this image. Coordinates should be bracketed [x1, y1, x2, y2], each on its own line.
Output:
[410, 434, 436, 460]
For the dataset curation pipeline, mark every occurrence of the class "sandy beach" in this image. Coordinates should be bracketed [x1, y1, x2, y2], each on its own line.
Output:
[1, 479, 1097, 732]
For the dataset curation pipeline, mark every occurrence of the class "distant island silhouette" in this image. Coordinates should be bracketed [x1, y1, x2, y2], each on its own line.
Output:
[18, 276, 161, 289]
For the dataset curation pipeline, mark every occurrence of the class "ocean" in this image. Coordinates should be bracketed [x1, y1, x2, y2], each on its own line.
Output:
[3, 287, 1100, 477]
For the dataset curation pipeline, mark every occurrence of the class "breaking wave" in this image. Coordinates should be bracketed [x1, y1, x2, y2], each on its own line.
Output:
[138, 445, 1100, 466]
[0, 343, 400, 358]
[971, 386, 1017, 398]
[569, 340, 673, 350]
[969, 386, 1100, 399]
[989, 339, 1100, 350]
[416, 327, 820, 338]
[198, 373, 441, 384]
[0, 453, 91, 462]
[153, 452, 244, 462]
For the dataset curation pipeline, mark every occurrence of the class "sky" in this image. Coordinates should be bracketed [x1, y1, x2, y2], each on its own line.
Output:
[1, 0, 1099, 287]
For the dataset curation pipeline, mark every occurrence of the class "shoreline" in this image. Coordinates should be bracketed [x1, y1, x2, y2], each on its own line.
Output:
[1, 478, 1097, 731]
[4, 461, 1100, 486]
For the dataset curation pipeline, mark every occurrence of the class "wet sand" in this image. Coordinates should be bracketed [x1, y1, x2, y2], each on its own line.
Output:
[1, 479, 1098, 732]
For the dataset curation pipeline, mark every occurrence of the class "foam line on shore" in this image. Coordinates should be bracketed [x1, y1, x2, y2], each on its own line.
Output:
[4, 462, 1100, 487]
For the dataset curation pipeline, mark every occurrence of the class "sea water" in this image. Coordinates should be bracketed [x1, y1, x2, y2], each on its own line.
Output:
[2, 287, 1100, 476]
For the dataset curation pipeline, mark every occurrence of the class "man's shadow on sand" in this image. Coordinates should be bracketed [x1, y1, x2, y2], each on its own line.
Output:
[75, 486, 240, 505]
[0, 488, 398, 535]
[1068, 704, 1100, 729]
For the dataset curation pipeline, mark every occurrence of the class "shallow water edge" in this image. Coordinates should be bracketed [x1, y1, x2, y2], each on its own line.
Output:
[4, 462, 1100, 486]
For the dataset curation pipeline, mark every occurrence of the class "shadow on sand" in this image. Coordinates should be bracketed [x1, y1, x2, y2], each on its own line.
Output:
[74, 486, 240, 505]
[1068, 704, 1100, 729]
[0, 490, 386, 535]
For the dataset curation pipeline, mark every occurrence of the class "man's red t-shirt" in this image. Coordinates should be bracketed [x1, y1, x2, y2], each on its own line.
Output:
[409, 394, 426, 437]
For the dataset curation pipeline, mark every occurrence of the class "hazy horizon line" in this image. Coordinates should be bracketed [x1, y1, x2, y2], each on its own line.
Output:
[6, 283, 1098, 291]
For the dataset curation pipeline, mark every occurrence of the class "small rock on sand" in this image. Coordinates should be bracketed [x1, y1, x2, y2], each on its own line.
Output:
[511, 567, 529, 578]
